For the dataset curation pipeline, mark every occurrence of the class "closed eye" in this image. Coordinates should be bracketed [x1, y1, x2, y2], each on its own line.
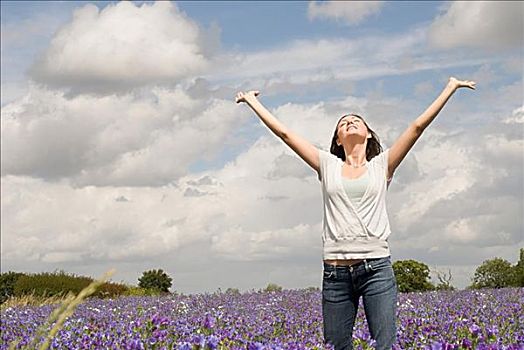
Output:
[339, 119, 360, 128]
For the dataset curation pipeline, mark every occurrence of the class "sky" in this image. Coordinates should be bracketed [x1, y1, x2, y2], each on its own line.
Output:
[1, 1, 523, 294]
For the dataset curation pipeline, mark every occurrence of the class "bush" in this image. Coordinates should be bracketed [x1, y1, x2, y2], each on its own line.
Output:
[225, 288, 241, 295]
[13, 271, 93, 298]
[11, 270, 129, 299]
[138, 269, 172, 293]
[123, 286, 163, 297]
[263, 283, 282, 293]
[0, 271, 26, 304]
[94, 281, 129, 298]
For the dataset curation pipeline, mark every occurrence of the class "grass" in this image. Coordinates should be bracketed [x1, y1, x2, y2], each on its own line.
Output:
[1, 293, 72, 310]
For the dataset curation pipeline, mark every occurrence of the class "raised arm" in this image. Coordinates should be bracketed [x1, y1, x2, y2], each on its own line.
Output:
[236, 90, 320, 174]
[387, 77, 476, 179]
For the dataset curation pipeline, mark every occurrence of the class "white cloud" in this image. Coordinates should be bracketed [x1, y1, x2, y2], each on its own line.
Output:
[428, 1, 524, 51]
[308, 1, 385, 26]
[390, 132, 479, 232]
[413, 81, 434, 98]
[503, 105, 524, 124]
[42, 252, 84, 264]
[387, 104, 523, 274]
[470, 64, 500, 87]
[0, 81, 29, 107]
[211, 223, 320, 261]
[1, 91, 522, 291]
[210, 28, 499, 94]
[0, 83, 245, 186]
[0, 174, 217, 264]
[29, 1, 212, 94]
[444, 218, 479, 244]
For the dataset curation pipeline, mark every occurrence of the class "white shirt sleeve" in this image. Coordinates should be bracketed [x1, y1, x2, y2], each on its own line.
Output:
[318, 149, 332, 182]
[372, 148, 392, 184]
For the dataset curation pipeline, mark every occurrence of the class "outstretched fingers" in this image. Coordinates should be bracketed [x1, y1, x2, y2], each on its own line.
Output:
[235, 90, 260, 104]
[449, 77, 477, 90]
[235, 92, 244, 103]
[465, 81, 476, 90]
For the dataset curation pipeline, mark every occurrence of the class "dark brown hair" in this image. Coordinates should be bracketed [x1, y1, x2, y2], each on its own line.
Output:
[329, 113, 382, 161]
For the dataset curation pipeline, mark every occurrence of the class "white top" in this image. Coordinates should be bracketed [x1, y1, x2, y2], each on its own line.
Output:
[318, 148, 393, 260]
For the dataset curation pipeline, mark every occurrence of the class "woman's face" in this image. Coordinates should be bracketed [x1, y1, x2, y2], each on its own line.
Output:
[336, 115, 369, 145]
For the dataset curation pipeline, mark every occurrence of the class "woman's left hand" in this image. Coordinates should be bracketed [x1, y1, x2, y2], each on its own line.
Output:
[448, 77, 476, 91]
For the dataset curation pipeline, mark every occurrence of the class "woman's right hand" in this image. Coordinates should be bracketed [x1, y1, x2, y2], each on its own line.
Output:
[235, 90, 260, 104]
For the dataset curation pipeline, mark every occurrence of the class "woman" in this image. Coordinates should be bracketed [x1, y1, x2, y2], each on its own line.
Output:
[235, 77, 476, 350]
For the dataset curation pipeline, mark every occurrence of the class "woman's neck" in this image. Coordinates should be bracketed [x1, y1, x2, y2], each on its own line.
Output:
[343, 142, 367, 165]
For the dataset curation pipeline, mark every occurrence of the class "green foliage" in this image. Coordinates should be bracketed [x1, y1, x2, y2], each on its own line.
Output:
[512, 248, 524, 287]
[13, 271, 93, 298]
[263, 283, 283, 293]
[392, 260, 434, 293]
[435, 283, 455, 291]
[470, 257, 516, 289]
[138, 269, 172, 293]
[122, 286, 163, 297]
[0, 271, 26, 304]
[225, 287, 240, 295]
[94, 281, 129, 298]
[9, 270, 128, 300]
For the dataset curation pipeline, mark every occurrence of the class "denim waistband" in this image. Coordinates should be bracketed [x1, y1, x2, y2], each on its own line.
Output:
[323, 256, 390, 269]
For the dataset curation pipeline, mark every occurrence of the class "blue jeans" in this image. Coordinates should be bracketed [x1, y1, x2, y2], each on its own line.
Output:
[322, 256, 398, 350]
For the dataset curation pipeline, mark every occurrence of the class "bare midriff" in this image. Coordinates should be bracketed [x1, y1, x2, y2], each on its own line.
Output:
[324, 259, 364, 266]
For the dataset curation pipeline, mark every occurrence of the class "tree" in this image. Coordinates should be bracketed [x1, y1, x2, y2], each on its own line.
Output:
[470, 257, 515, 289]
[263, 283, 282, 293]
[138, 269, 172, 293]
[434, 268, 455, 291]
[512, 248, 524, 287]
[392, 260, 434, 293]
[225, 287, 240, 295]
[0, 271, 26, 304]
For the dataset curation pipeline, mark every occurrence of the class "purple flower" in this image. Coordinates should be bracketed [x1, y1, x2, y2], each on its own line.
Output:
[1, 287, 522, 350]
[202, 313, 216, 329]
[487, 325, 498, 337]
[462, 338, 472, 348]
[469, 324, 481, 337]
[191, 333, 205, 347]
[126, 338, 144, 350]
[177, 342, 192, 350]
[206, 335, 219, 350]
[428, 342, 443, 350]
[248, 342, 265, 350]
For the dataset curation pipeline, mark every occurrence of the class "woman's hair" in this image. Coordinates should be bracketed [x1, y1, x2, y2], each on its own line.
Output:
[329, 113, 383, 161]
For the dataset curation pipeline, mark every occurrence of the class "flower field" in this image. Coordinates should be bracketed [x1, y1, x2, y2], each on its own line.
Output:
[1, 287, 522, 349]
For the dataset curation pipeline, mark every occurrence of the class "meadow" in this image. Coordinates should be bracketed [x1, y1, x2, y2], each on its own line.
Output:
[1, 287, 522, 350]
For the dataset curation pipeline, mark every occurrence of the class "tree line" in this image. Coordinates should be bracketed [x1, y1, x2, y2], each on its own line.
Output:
[0, 269, 172, 304]
[1, 249, 522, 302]
[392, 248, 523, 292]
